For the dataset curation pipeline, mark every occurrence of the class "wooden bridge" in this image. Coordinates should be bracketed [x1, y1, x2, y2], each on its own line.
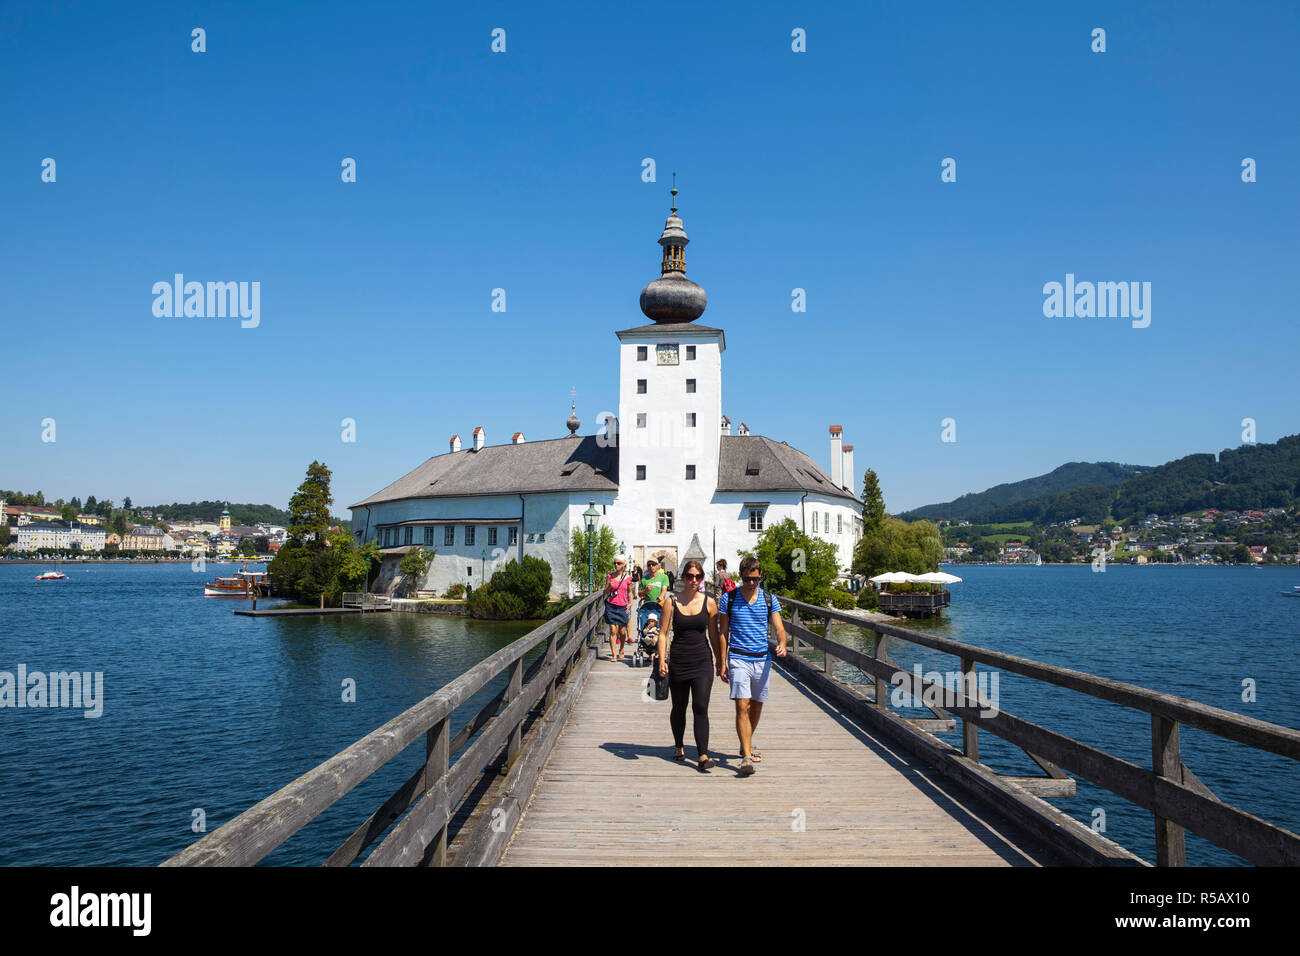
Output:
[163, 591, 1300, 867]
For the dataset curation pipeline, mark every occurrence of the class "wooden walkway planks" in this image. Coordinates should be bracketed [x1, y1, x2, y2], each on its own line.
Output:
[500, 648, 1069, 866]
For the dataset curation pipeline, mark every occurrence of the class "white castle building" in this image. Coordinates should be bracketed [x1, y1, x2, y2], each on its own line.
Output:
[351, 192, 864, 596]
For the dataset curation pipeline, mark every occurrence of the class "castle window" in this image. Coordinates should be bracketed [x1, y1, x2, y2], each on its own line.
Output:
[685, 378, 696, 393]
[812, 513, 819, 533]
[686, 345, 696, 360]
[538, 532, 545, 542]
[636, 465, 646, 480]
[749, 508, 764, 532]
[444, 526, 455, 546]
[837, 514, 843, 533]
[488, 527, 498, 546]
[657, 509, 674, 533]
[465, 525, 476, 546]
[637, 379, 647, 394]
[686, 465, 695, 480]
[637, 413, 647, 428]
[637, 346, 647, 361]
[424, 527, 436, 545]
[508, 527, 518, 545]
[686, 412, 696, 427]
[404, 526, 413, 546]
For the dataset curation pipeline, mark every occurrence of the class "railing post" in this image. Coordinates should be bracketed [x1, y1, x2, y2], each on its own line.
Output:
[791, 606, 803, 657]
[871, 629, 887, 710]
[506, 657, 523, 766]
[1151, 714, 1186, 866]
[421, 715, 450, 866]
[961, 654, 979, 761]
[544, 620, 561, 709]
[823, 614, 835, 679]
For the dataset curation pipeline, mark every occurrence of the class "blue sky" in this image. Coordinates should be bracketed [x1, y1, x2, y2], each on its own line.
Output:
[2, 0, 1297, 515]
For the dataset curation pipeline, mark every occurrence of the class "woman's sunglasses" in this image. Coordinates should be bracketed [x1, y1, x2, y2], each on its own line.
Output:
[683, 572, 703, 581]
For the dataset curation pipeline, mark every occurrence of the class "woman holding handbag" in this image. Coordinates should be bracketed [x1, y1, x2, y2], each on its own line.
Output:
[657, 559, 722, 771]
[604, 556, 632, 662]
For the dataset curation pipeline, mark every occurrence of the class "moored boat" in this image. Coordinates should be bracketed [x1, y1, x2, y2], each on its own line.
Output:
[35, 570, 68, 580]
[204, 564, 268, 596]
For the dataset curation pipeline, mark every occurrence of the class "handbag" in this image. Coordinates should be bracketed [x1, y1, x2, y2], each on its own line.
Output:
[649, 655, 670, 700]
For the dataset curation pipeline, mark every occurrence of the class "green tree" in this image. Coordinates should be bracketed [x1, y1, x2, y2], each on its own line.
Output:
[853, 516, 943, 579]
[237, 539, 256, 557]
[288, 461, 334, 546]
[122, 496, 131, 510]
[567, 525, 617, 593]
[740, 518, 840, 605]
[398, 547, 435, 595]
[60, 504, 78, 522]
[862, 469, 886, 536]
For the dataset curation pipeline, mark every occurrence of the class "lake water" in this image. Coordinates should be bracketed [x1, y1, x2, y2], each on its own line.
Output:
[1, 561, 1296, 865]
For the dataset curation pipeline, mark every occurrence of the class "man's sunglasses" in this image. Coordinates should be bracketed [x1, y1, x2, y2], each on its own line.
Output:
[743, 575, 762, 583]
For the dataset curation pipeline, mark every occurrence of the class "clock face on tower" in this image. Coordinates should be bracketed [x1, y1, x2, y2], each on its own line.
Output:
[656, 343, 679, 365]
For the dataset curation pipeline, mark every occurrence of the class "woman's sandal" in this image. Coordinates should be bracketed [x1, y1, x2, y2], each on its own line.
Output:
[751, 751, 762, 762]
[673, 749, 686, 761]
[698, 757, 716, 772]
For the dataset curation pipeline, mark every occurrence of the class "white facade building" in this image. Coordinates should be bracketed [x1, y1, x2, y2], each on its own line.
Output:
[13, 521, 107, 552]
[351, 196, 863, 597]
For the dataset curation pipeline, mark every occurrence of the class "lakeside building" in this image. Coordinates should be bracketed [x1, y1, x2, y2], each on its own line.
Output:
[351, 196, 864, 597]
[13, 521, 106, 552]
[3, 504, 62, 526]
[122, 525, 173, 551]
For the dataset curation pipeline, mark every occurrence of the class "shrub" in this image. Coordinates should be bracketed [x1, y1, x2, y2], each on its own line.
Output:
[466, 556, 552, 619]
[828, 587, 858, 610]
[856, 588, 879, 610]
[443, 583, 466, 599]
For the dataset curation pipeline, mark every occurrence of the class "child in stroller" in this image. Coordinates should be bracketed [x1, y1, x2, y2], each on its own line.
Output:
[633, 603, 661, 667]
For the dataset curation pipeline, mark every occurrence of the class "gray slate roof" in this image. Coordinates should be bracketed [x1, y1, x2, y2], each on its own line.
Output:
[717, 435, 861, 504]
[350, 435, 618, 508]
[352, 433, 858, 509]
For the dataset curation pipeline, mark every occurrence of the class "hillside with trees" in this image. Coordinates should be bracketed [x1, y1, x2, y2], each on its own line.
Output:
[900, 462, 1146, 521]
[948, 434, 1300, 526]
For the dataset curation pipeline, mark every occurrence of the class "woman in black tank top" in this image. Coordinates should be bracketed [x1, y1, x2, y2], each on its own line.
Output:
[658, 559, 722, 771]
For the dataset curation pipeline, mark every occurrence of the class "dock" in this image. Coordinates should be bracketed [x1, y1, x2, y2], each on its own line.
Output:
[167, 591, 1300, 868]
[233, 606, 390, 617]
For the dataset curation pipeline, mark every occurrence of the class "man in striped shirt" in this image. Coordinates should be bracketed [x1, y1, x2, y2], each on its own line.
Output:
[718, 555, 788, 777]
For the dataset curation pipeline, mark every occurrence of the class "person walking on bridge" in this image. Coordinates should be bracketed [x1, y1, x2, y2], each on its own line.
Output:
[718, 555, 787, 777]
[658, 559, 722, 771]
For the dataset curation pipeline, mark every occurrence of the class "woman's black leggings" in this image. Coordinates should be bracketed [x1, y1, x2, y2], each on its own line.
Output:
[669, 674, 712, 754]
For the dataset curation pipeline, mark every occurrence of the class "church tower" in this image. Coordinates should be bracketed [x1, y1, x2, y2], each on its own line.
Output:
[220, 503, 231, 532]
[615, 183, 725, 559]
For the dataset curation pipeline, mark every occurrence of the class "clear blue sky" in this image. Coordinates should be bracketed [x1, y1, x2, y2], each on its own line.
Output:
[2, 1, 1297, 515]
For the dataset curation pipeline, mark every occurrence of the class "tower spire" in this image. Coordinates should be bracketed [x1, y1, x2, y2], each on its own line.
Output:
[670, 171, 677, 215]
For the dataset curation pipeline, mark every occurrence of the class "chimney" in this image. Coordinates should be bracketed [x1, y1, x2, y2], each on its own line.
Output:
[737, 422, 749, 436]
[512, 432, 526, 444]
[473, 426, 485, 451]
[449, 434, 461, 453]
[720, 415, 731, 436]
[829, 426, 843, 489]
[842, 445, 855, 494]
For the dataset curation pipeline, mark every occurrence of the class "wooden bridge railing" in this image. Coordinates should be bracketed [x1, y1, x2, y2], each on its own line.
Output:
[778, 595, 1300, 867]
[163, 591, 604, 867]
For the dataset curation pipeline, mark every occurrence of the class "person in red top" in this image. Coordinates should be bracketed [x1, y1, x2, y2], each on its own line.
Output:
[604, 556, 633, 662]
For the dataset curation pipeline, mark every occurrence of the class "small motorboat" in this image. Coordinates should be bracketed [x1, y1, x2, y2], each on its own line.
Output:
[204, 564, 268, 596]
[1282, 586, 1300, 599]
[35, 570, 68, 580]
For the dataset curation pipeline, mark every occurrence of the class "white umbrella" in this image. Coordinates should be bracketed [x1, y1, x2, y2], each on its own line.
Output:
[915, 571, 963, 585]
[869, 571, 921, 584]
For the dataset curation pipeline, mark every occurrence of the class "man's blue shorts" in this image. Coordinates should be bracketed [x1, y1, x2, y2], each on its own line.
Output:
[728, 655, 772, 702]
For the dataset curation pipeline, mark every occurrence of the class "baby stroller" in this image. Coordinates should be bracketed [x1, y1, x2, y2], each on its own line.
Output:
[633, 604, 661, 668]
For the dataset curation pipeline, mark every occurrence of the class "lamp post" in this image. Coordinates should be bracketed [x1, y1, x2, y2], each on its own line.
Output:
[583, 501, 601, 594]
[480, 548, 486, 589]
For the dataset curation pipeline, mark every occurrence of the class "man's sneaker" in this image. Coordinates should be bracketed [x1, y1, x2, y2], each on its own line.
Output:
[738, 758, 755, 777]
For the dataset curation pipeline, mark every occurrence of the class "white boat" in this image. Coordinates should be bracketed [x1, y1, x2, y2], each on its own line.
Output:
[35, 570, 68, 581]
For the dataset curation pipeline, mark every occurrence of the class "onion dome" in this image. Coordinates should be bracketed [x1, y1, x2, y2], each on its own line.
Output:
[639, 178, 707, 323]
[566, 403, 580, 436]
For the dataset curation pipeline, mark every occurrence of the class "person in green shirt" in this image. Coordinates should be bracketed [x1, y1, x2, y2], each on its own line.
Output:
[637, 559, 671, 636]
